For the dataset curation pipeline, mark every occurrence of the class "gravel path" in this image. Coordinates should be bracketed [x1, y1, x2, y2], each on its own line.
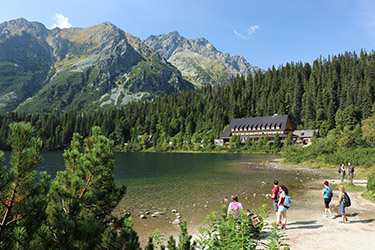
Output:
[283, 179, 375, 250]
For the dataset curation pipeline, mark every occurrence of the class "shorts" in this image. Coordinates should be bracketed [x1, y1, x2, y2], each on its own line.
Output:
[273, 200, 279, 212]
[278, 205, 288, 213]
[339, 202, 345, 215]
[324, 198, 331, 209]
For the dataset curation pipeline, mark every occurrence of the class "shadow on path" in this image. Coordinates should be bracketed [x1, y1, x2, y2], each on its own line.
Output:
[286, 220, 323, 230]
[349, 219, 374, 224]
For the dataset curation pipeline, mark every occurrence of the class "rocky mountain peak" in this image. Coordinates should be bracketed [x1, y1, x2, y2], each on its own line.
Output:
[0, 18, 193, 113]
[145, 32, 261, 86]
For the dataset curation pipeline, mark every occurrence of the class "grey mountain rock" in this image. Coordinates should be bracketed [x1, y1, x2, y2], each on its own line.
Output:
[145, 31, 262, 86]
[0, 19, 193, 113]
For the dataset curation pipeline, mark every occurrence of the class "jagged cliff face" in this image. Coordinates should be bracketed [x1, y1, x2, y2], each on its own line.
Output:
[0, 19, 193, 113]
[145, 31, 262, 87]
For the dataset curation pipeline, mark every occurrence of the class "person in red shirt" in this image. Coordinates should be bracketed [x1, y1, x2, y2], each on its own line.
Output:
[271, 180, 280, 221]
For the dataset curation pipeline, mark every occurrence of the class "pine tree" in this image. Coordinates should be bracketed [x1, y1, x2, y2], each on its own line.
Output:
[0, 122, 50, 249]
[46, 127, 140, 249]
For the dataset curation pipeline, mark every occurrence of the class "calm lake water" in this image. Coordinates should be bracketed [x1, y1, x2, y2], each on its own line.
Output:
[3, 151, 308, 243]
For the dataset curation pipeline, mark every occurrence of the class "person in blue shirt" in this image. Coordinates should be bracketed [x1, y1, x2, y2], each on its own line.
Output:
[322, 181, 335, 218]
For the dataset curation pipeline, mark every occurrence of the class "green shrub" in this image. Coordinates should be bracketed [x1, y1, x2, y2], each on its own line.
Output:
[367, 172, 375, 191]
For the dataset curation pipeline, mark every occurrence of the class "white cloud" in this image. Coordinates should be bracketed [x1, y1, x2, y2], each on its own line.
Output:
[50, 14, 72, 29]
[234, 25, 260, 40]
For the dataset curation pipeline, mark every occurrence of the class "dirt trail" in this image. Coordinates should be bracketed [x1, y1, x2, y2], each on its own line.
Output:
[283, 179, 375, 250]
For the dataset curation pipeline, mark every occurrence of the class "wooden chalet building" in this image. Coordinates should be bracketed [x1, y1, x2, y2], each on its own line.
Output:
[221, 114, 294, 145]
[293, 129, 318, 146]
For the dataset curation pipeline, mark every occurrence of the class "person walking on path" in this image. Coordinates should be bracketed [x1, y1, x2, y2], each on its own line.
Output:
[227, 195, 243, 219]
[322, 181, 335, 218]
[339, 163, 346, 183]
[271, 180, 280, 221]
[335, 185, 349, 224]
[347, 163, 355, 184]
[275, 185, 289, 229]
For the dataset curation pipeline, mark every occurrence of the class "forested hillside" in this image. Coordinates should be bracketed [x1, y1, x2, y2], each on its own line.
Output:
[0, 50, 375, 151]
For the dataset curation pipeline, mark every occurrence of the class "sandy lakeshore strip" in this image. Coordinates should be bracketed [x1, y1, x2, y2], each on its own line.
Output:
[283, 179, 375, 250]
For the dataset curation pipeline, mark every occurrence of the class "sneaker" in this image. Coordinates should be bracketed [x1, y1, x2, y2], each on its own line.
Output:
[345, 218, 349, 223]
[330, 215, 335, 219]
[282, 224, 286, 229]
[323, 214, 327, 217]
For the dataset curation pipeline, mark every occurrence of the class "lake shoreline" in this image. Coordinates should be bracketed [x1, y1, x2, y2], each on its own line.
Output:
[133, 159, 375, 249]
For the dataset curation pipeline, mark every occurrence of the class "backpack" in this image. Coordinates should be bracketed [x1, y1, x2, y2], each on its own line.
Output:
[250, 214, 261, 228]
[343, 191, 351, 207]
[338, 167, 341, 174]
[327, 187, 333, 199]
[230, 202, 240, 218]
[273, 186, 281, 200]
[283, 195, 292, 208]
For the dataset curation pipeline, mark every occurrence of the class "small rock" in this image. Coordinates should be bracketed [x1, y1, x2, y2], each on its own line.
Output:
[140, 215, 146, 219]
[165, 217, 169, 220]
[253, 193, 257, 197]
[206, 200, 209, 203]
[193, 204, 196, 207]
[151, 214, 157, 217]
[175, 213, 180, 217]
[153, 211, 165, 216]
[177, 215, 181, 219]
[172, 219, 181, 225]
[224, 198, 229, 202]
[172, 209, 177, 213]
[145, 211, 150, 215]
[204, 205, 208, 208]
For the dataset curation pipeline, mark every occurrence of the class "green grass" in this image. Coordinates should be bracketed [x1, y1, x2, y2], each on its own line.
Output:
[362, 191, 375, 202]
[331, 182, 366, 192]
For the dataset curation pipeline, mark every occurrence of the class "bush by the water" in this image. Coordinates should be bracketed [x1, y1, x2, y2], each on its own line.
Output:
[146, 204, 289, 250]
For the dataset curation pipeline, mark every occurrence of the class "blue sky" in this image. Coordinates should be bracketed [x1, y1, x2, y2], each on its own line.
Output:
[1, 0, 375, 70]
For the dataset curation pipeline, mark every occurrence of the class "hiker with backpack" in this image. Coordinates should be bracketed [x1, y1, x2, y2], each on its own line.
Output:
[227, 195, 243, 219]
[275, 185, 291, 229]
[335, 185, 351, 224]
[322, 181, 335, 219]
[245, 209, 262, 238]
[271, 180, 280, 221]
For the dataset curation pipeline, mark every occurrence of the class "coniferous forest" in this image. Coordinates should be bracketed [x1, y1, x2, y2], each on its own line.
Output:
[1, 50, 375, 154]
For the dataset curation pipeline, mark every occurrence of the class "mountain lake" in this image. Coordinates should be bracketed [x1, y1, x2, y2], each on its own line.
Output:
[3, 151, 311, 245]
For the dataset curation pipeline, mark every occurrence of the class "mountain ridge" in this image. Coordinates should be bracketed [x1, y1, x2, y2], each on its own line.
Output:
[145, 31, 261, 86]
[0, 18, 193, 113]
[0, 18, 261, 113]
